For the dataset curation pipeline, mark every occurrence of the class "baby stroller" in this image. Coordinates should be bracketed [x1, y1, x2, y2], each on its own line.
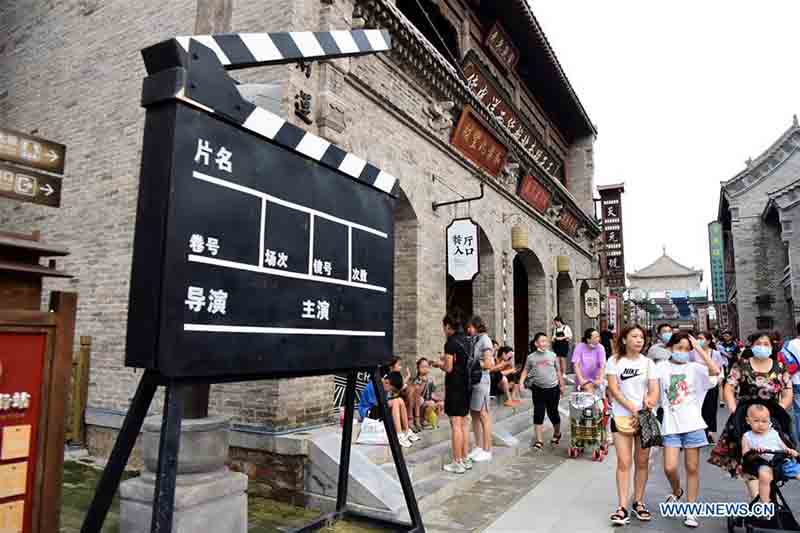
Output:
[567, 390, 608, 461]
[727, 398, 800, 533]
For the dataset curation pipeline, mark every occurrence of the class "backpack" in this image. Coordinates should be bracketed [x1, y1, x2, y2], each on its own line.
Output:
[466, 335, 485, 386]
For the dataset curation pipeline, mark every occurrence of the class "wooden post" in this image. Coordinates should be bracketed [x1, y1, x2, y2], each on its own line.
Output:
[39, 291, 77, 533]
[69, 336, 91, 445]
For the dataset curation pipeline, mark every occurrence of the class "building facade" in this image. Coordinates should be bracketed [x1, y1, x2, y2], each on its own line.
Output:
[627, 251, 708, 330]
[1, 0, 600, 492]
[718, 117, 800, 339]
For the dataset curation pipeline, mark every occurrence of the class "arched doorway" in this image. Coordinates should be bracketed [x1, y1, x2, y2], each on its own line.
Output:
[447, 224, 495, 332]
[557, 272, 576, 332]
[513, 249, 546, 365]
[393, 188, 419, 364]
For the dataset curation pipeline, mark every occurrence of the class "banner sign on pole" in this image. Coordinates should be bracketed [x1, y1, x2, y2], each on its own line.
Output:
[446, 218, 480, 281]
[708, 221, 726, 304]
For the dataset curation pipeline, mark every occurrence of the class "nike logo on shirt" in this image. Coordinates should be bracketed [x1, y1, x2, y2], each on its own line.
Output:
[619, 368, 642, 381]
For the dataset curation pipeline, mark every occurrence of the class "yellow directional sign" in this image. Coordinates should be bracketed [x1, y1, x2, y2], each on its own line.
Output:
[0, 127, 66, 174]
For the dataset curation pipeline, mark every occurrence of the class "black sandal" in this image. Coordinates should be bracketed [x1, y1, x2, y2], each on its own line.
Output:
[532, 440, 544, 450]
[551, 433, 562, 445]
[632, 501, 652, 521]
[610, 507, 630, 526]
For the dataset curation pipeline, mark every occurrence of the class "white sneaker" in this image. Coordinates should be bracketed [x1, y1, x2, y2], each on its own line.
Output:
[684, 514, 698, 528]
[468, 448, 484, 460]
[398, 435, 412, 448]
[443, 462, 466, 474]
[473, 449, 492, 462]
[460, 459, 473, 470]
[406, 431, 421, 442]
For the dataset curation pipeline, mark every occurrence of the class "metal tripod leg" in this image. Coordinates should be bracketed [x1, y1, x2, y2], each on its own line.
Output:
[336, 370, 357, 512]
[151, 381, 185, 533]
[81, 371, 159, 533]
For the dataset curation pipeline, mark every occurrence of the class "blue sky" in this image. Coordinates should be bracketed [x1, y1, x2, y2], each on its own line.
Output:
[533, 1, 800, 287]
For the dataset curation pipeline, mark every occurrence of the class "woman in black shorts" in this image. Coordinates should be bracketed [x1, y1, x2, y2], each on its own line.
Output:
[436, 313, 471, 474]
[552, 316, 573, 377]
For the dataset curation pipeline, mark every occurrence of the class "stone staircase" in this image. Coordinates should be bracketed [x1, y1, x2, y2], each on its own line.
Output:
[303, 387, 568, 522]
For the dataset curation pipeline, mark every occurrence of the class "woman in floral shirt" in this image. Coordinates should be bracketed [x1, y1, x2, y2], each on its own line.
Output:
[708, 332, 793, 483]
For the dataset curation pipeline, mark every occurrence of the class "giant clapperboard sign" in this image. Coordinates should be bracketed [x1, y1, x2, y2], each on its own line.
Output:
[126, 31, 398, 380]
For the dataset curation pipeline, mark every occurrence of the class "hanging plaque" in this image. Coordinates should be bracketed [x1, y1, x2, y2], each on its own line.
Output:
[446, 218, 480, 281]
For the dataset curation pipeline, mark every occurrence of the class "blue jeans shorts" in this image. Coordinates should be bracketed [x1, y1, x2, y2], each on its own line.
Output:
[662, 429, 708, 449]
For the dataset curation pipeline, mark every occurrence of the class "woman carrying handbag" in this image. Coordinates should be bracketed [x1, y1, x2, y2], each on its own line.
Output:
[606, 325, 659, 526]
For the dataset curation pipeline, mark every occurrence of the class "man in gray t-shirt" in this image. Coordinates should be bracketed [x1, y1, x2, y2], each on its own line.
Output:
[522, 350, 560, 389]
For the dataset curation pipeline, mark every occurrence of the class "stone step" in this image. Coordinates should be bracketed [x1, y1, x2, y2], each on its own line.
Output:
[380, 408, 537, 482]
[357, 395, 532, 466]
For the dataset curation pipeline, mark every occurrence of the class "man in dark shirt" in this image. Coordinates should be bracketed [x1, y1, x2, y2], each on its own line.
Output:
[600, 324, 615, 359]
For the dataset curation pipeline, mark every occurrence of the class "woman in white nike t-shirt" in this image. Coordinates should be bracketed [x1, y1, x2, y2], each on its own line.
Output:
[606, 325, 659, 526]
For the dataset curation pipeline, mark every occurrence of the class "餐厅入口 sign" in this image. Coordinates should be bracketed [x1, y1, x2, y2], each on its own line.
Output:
[451, 106, 507, 177]
[462, 54, 561, 179]
[446, 218, 479, 282]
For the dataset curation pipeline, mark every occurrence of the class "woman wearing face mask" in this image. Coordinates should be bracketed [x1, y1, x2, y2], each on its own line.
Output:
[708, 332, 793, 486]
[693, 332, 727, 443]
[573, 328, 606, 395]
[658, 332, 720, 529]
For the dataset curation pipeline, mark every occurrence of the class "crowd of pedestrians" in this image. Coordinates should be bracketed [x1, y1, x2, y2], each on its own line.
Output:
[357, 312, 800, 529]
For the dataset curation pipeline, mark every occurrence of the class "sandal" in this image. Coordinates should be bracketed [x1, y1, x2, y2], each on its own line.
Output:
[551, 433, 562, 445]
[610, 506, 630, 526]
[632, 501, 652, 521]
[532, 440, 544, 450]
[664, 487, 684, 503]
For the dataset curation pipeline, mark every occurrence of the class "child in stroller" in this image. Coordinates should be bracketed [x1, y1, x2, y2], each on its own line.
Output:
[728, 399, 800, 532]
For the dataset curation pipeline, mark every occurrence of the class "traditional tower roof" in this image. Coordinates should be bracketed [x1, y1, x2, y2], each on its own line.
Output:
[628, 248, 702, 280]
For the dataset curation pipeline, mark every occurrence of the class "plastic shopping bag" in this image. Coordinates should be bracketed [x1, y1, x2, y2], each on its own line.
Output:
[356, 417, 389, 445]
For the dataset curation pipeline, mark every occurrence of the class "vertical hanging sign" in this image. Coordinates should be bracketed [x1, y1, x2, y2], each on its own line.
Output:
[446, 218, 480, 281]
[598, 184, 626, 288]
[708, 221, 726, 304]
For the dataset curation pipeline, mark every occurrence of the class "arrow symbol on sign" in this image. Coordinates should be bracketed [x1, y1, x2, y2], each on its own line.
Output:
[40, 183, 54, 196]
[47, 149, 58, 162]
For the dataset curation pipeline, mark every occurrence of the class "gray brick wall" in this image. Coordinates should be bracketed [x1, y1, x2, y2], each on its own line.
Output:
[1, 0, 598, 442]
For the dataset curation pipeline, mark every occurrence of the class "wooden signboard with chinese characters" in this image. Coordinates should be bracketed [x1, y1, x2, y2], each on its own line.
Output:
[599, 184, 626, 288]
[518, 175, 551, 213]
[559, 210, 578, 237]
[462, 54, 561, 177]
[0, 292, 76, 533]
[451, 105, 507, 177]
[485, 22, 519, 71]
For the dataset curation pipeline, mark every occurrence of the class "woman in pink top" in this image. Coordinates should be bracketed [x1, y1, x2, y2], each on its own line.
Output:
[573, 328, 607, 394]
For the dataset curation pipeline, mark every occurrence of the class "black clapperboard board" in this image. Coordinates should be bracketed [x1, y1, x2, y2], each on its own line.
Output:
[82, 30, 424, 533]
[126, 32, 398, 379]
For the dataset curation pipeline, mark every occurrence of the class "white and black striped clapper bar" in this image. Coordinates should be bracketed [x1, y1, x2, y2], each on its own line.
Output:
[140, 30, 397, 196]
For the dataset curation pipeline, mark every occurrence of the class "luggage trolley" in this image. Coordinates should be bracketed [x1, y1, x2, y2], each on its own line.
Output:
[567, 390, 609, 461]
